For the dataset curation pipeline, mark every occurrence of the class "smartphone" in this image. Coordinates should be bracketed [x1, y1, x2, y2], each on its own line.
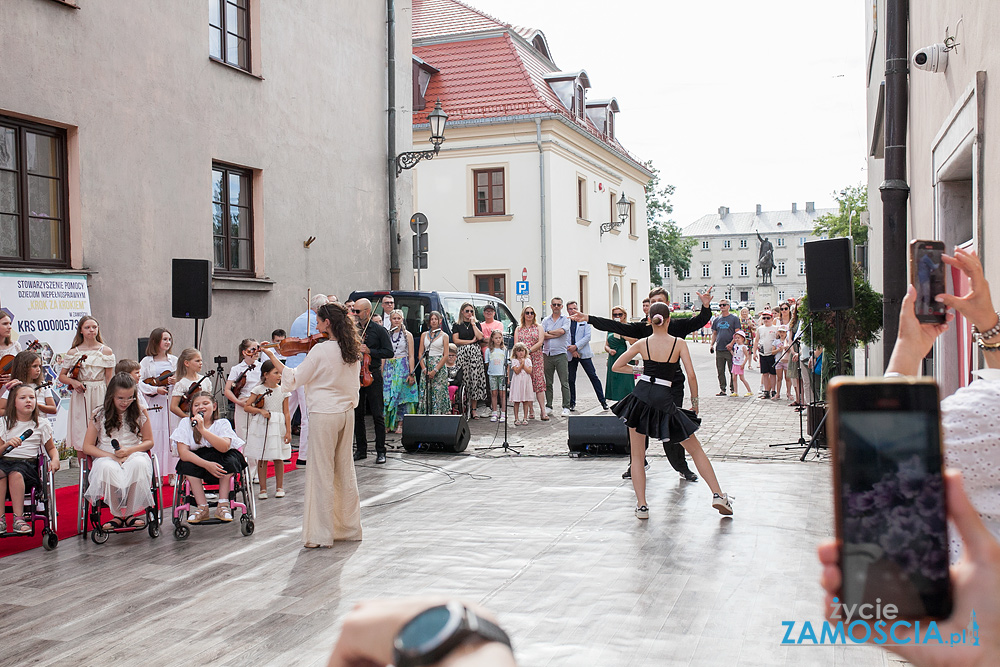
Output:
[828, 377, 952, 620]
[909, 240, 947, 323]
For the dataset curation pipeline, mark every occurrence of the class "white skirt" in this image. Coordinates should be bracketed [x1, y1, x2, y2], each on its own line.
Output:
[147, 392, 177, 474]
[244, 413, 290, 461]
[84, 453, 154, 517]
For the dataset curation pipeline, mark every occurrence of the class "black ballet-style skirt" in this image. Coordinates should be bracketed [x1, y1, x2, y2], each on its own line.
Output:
[611, 380, 701, 444]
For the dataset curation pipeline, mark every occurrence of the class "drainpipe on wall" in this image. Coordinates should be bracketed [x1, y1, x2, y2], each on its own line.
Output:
[880, 0, 909, 369]
[537, 118, 547, 304]
[387, 0, 400, 289]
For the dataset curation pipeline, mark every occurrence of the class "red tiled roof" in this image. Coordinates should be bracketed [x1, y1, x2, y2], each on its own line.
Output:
[412, 0, 507, 40]
[412, 1, 649, 174]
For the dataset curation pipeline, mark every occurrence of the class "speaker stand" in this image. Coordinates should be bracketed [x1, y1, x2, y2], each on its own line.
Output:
[475, 350, 521, 456]
[194, 318, 200, 350]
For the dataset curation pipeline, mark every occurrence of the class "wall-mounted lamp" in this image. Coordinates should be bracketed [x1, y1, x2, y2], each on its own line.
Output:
[395, 100, 449, 176]
[600, 193, 631, 237]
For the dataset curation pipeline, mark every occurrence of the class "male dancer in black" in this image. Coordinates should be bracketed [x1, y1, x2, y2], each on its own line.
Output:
[572, 286, 713, 480]
[351, 298, 394, 464]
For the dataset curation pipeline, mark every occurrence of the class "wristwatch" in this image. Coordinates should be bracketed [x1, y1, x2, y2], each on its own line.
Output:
[393, 601, 512, 667]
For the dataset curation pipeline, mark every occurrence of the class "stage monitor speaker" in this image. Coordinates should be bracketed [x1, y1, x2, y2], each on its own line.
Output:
[808, 402, 827, 445]
[137, 337, 150, 360]
[804, 237, 855, 312]
[401, 415, 470, 453]
[172, 259, 213, 319]
[567, 416, 630, 455]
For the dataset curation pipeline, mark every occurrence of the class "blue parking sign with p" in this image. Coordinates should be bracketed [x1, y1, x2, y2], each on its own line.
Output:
[516, 281, 529, 295]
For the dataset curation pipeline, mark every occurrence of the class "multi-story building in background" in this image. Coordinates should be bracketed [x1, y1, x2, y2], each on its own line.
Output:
[662, 203, 833, 309]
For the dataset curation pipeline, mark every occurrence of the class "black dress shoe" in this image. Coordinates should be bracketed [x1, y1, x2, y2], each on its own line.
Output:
[682, 471, 699, 482]
[353, 451, 366, 461]
[375, 453, 386, 464]
[296, 458, 307, 467]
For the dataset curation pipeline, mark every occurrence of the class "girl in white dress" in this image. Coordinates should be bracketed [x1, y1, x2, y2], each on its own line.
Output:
[224, 339, 261, 443]
[139, 328, 178, 484]
[169, 348, 212, 421]
[58, 316, 115, 460]
[171, 391, 245, 523]
[244, 360, 290, 499]
[81, 374, 155, 528]
[0, 385, 59, 534]
[0, 351, 58, 416]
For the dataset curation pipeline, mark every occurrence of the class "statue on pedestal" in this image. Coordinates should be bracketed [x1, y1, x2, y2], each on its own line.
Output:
[756, 231, 774, 285]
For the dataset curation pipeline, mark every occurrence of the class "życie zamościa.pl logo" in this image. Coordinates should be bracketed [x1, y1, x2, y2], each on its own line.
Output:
[781, 602, 980, 646]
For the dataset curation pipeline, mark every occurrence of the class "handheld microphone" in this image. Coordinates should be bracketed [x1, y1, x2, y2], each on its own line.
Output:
[191, 411, 203, 428]
[1, 429, 33, 456]
[111, 439, 120, 452]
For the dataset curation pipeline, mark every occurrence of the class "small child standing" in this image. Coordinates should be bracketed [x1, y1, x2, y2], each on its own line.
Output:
[508, 342, 533, 425]
[244, 360, 290, 499]
[445, 344, 463, 408]
[727, 330, 754, 397]
[772, 327, 789, 400]
[485, 331, 507, 422]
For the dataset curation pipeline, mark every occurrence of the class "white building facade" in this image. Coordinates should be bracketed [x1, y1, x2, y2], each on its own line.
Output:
[663, 204, 834, 309]
[409, 0, 652, 322]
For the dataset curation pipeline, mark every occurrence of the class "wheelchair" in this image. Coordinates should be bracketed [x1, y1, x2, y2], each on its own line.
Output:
[449, 372, 471, 420]
[171, 456, 255, 539]
[78, 452, 162, 544]
[0, 451, 59, 550]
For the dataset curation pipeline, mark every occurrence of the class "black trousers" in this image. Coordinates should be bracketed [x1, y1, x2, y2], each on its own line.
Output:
[568, 357, 606, 407]
[663, 382, 694, 475]
[354, 381, 386, 456]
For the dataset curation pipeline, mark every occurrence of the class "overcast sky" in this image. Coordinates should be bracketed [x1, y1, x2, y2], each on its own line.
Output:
[468, 0, 868, 226]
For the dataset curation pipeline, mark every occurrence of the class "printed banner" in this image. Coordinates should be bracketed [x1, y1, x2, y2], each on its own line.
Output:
[0, 272, 92, 450]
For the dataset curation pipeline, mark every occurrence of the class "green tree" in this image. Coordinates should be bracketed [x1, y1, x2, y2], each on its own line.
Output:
[813, 184, 868, 246]
[645, 161, 695, 286]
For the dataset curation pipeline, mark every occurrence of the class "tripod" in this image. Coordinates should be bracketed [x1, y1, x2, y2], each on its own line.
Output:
[770, 325, 811, 451]
[476, 346, 521, 455]
[213, 357, 229, 420]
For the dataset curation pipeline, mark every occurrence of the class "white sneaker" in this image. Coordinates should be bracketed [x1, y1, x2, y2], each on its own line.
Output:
[561, 408, 570, 416]
[635, 505, 649, 520]
[490, 413, 498, 422]
[499, 414, 506, 422]
[712, 493, 734, 516]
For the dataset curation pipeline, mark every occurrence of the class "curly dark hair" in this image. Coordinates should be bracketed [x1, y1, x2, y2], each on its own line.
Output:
[318, 302, 362, 364]
[100, 373, 143, 439]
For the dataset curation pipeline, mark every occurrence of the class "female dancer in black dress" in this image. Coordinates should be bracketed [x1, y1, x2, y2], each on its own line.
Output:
[611, 303, 733, 518]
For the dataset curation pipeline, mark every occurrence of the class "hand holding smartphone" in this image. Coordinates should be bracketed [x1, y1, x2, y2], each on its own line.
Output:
[910, 240, 947, 323]
[828, 377, 952, 620]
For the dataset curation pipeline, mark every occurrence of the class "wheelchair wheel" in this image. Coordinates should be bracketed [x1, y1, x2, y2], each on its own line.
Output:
[147, 510, 159, 538]
[240, 515, 254, 536]
[42, 531, 58, 551]
[173, 525, 190, 540]
[91, 527, 109, 545]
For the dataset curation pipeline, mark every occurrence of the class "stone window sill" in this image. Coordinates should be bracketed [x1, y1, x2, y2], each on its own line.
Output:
[209, 57, 265, 81]
[628, 234, 639, 241]
[463, 215, 513, 223]
[212, 275, 274, 292]
[0, 265, 95, 275]
[609, 228, 621, 236]
[576, 217, 591, 226]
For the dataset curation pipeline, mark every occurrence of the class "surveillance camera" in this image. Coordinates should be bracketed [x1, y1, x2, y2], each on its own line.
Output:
[912, 44, 949, 73]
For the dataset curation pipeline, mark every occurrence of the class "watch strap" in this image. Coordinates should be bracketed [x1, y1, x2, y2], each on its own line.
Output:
[467, 613, 512, 649]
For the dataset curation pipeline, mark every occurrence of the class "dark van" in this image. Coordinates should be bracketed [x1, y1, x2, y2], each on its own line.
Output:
[346, 290, 520, 347]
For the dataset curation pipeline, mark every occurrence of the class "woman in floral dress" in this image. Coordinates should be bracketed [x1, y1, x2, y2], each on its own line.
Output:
[514, 306, 547, 420]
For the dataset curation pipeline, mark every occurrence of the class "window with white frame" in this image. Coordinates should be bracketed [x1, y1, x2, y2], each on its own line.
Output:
[779, 291, 786, 302]
[701, 263, 710, 278]
[663, 266, 671, 278]
[723, 239, 731, 249]
[776, 237, 785, 247]
[682, 267, 690, 279]
[777, 261, 786, 276]
[739, 262, 748, 277]
[723, 262, 732, 277]
[799, 237, 807, 246]
[682, 292, 690, 304]
[701, 240, 709, 250]
[740, 238, 747, 248]
[799, 260, 806, 275]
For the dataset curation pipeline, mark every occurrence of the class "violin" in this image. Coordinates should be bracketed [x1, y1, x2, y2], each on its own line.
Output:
[0, 340, 43, 376]
[142, 370, 173, 387]
[360, 352, 373, 387]
[35, 381, 53, 392]
[250, 388, 273, 409]
[260, 333, 328, 357]
[177, 371, 216, 413]
[146, 405, 163, 412]
[232, 361, 256, 396]
[69, 354, 88, 381]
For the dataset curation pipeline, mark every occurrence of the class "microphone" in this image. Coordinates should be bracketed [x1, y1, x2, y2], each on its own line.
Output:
[111, 439, 120, 452]
[1, 429, 33, 456]
[190, 411, 204, 428]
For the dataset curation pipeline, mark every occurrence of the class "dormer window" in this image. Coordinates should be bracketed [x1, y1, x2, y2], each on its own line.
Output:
[543, 70, 591, 118]
[585, 98, 620, 140]
[575, 84, 584, 117]
[412, 56, 439, 112]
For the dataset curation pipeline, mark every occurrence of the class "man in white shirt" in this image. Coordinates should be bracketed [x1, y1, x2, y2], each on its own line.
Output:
[754, 310, 779, 398]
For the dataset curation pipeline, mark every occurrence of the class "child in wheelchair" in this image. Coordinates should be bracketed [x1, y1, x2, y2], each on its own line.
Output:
[445, 344, 464, 415]
[171, 391, 245, 524]
[0, 384, 58, 534]
[81, 373, 155, 530]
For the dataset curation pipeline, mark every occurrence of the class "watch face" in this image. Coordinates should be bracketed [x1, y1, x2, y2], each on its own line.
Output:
[397, 604, 455, 651]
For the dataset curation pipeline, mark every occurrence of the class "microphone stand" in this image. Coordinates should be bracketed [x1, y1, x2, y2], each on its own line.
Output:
[476, 345, 521, 455]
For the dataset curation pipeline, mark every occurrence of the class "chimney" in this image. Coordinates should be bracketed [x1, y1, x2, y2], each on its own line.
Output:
[791, 203, 798, 213]
[755, 204, 762, 215]
[806, 201, 815, 213]
[718, 206, 729, 218]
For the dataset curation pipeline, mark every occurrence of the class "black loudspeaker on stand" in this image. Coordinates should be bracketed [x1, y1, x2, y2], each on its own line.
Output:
[401, 415, 470, 453]
[172, 259, 213, 349]
[567, 416, 630, 455]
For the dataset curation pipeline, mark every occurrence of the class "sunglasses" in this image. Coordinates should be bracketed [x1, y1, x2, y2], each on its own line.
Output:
[463, 309, 474, 314]
[612, 313, 624, 318]
[762, 316, 772, 320]
[780, 306, 790, 310]
[720, 303, 730, 307]
[524, 311, 535, 315]
[351, 309, 362, 314]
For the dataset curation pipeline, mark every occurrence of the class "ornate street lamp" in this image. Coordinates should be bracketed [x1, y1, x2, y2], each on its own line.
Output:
[600, 192, 631, 237]
[395, 100, 449, 176]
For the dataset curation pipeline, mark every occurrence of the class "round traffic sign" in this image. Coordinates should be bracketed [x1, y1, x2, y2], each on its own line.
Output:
[409, 212, 428, 234]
